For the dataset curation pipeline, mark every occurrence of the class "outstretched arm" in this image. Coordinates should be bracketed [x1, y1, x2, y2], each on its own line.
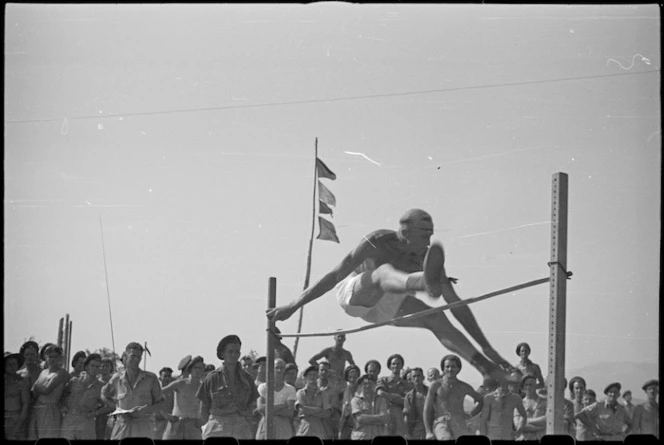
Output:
[467, 385, 484, 418]
[266, 241, 373, 322]
[309, 349, 329, 367]
[423, 382, 439, 439]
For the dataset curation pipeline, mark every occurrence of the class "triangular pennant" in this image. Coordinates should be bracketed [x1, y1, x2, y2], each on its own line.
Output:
[318, 180, 336, 207]
[316, 157, 337, 180]
[317, 216, 340, 243]
[319, 200, 333, 217]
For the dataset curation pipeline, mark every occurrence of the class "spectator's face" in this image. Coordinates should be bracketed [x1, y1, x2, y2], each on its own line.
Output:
[572, 380, 586, 399]
[347, 368, 360, 385]
[159, 370, 173, 383]
[645, 385, 658, 401]
[606, 387, 620, 404]
[582, 394, 595, 406]
[125, 348, 142, 369]
[623, 393, 632, 403]
[100, 362, 113, 377]
[222, 343, 241, 365]
[522, 378, 537, 396]
[190, 362, 205, 380]
[518, 345, 530, 359]
[46, 351, 62, 369]
[5, 358, 19, 375]
[86, 359, 101, 377]
[23, 347, 39, 366]
[241, 360, 253, 374]
[427, 368, 440, 382]
[442, 359, 460, 378]
[305, 371, 319, 385]
[284, 369, 298, 385]
[389, 358, 403, 375]
[367, 363, 380, 378]
[318, 363, 329, 379]
[257, 363, 266, 378]
[360, 379, 376, 395]
[274, 359, 286, 378]
[334, 334, 346, 346]
[411, 370, 424, 386]
[73, 357, 85, 373]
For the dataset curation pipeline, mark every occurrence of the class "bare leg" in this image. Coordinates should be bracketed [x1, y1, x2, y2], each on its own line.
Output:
[425, 243, 514, 371]
[393, 296, 504, 380]
[350, 265, 426, 307]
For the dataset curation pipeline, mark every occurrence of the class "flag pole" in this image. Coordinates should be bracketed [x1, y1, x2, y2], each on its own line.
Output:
[100, 214, 117, 356]
[293, 138, 318, 360]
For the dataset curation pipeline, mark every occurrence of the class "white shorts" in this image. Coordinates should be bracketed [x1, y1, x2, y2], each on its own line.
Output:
[335, 274, 409, 324]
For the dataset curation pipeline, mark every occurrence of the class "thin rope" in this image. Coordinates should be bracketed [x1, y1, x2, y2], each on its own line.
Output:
[4, 70, 658, 125]
[275, 274, 570, 338]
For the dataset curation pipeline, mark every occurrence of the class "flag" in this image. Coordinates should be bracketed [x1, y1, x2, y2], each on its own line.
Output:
[318, 180, 336, 207]
[319, 200, 333, 216]
[316, 157, 336, 180]
[317, 217, 340, 243]
[144, 342, 151, 357]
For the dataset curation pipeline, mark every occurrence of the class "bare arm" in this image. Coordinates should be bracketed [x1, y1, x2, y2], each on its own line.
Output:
[423, 382, 439, 438]
[346, 351, 355, 366]
[161, 379, 184, 395]
[309, 349, 329, 367]
[33, 370, 68, 395]
[514, 399, 527, 432]
[467, 385, 484, 418]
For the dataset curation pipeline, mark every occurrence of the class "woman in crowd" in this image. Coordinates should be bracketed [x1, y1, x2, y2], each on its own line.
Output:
[255, 358, 297, 439]
[28, 344, 68, 439]
[5, 352, 30, 440]
[196, 335, 258, 439]
[18, 341, 42, 389]
[514, 374, 546, 440]
[514, 342, 545, 388]
[568, 376, 588, 441]
[339, 364, 361, 439]
[295, 365, 332, 438]
[376, 353, 412, 436]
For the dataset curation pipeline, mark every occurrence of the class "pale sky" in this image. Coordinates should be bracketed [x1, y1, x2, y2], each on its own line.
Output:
[4, 3, 660, 390]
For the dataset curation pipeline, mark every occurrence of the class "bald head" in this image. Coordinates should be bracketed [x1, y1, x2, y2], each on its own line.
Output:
[399, 209, 433, 230]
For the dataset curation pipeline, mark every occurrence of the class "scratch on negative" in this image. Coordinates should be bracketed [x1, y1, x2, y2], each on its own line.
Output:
[344, 151, 381, 166]
[363, 236, 377, 248]
[606, 53, 651, 70]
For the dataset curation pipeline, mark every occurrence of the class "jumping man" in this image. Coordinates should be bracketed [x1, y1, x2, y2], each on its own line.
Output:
[267, 209, 513, 382]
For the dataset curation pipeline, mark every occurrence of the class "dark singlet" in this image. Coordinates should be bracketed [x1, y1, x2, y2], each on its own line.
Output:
[355, 230, 424, 274]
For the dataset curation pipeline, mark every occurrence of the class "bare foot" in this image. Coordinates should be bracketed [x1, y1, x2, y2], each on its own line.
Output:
[483, 348, 514, 373]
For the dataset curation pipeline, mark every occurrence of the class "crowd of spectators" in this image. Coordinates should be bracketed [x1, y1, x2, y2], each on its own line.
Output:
[4, 335, 659, 441]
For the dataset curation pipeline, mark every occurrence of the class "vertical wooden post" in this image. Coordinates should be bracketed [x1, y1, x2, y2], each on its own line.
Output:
[266, 277, 277, 440]
[63, 314, 70, 370]
[57, 317, 64, 349]
[68, 320, 73, 369]
[546, 172, 569, 435]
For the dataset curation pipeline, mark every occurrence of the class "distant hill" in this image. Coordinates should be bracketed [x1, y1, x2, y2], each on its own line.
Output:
[567, 360, 659, 405]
